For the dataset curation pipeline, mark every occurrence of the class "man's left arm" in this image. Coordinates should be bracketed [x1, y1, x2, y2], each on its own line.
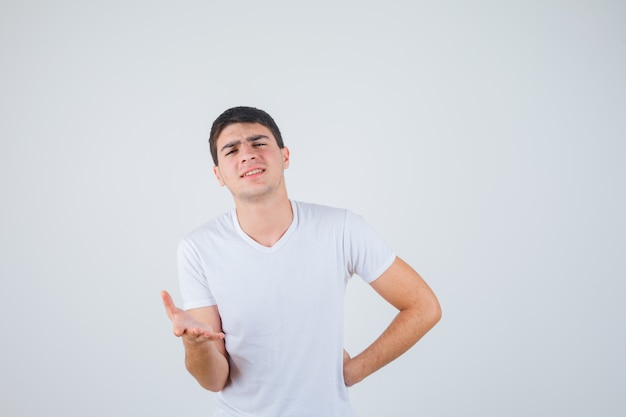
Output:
[343, 256, 442, 386]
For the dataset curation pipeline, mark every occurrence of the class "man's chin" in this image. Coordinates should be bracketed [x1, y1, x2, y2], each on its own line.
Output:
[234, 188, 273, 203]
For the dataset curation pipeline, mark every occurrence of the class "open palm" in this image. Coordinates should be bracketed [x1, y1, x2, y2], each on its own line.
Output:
[161, 290, 225, 343]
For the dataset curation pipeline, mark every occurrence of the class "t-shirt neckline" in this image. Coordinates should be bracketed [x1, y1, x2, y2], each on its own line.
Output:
[231, 199, 298, 253]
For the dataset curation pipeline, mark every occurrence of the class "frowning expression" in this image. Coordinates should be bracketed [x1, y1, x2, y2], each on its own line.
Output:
[213, 122, 290, 202]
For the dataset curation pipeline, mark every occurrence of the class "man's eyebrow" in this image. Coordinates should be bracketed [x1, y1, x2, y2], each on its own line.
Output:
[220, 135, 269, 153]
[247, 134, 269, 143]
[220, 140, 240, 153]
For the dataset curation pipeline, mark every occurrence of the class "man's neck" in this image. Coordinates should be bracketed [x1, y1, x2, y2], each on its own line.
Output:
[234, 193, 293, 248]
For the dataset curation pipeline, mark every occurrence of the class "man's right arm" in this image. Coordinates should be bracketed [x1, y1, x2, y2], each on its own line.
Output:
[161, 290, 229, 392]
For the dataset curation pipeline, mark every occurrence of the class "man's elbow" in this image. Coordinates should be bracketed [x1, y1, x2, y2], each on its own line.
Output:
[199, 379, 227, 392]
[429, 298, 442, 327]
[187, 364, 229, 392]
[420, 293, 442, 330]
[194, 372, 228, 392]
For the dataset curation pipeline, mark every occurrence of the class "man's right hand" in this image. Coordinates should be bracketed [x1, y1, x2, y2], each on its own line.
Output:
[161, 290, 225, 344]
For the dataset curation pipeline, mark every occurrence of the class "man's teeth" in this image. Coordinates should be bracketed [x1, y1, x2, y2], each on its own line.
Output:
[244, 169, 263, 177]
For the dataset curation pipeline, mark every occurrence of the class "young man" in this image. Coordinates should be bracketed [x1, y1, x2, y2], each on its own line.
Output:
[161, 106, 441, 417]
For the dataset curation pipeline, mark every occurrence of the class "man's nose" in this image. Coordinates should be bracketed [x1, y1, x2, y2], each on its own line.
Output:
[240, 144, 257, 163]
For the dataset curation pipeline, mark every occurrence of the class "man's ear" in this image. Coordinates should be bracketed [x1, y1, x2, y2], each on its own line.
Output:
[282, 147, 290, 169]
[213, 165, 225, 187]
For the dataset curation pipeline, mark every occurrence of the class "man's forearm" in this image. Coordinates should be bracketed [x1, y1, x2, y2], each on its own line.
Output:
[344, 303, 441, 386]
[184, 340, 229, 392]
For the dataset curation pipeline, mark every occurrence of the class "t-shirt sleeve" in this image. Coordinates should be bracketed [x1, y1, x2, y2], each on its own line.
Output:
[343, 210, 396, 283]
[177, 237, 217, 310]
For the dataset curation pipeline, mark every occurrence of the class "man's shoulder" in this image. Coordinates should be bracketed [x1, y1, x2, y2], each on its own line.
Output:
[294, 200, 348, 220]
[294, 201, 378, 235]
[292, 200, 354, 234]
[181, 210, 234, 243]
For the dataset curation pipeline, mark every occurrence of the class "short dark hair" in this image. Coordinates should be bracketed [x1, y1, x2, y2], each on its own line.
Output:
[209, 106, 284, 166]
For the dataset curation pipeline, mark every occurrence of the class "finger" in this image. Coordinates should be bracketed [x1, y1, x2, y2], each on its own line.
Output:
[191, 327, 226, 341]
[200, 329, 225, 339]
[173, 326, 185, 337]
[161, 290, 178, 320]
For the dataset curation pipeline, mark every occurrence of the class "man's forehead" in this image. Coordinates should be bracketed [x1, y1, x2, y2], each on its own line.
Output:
[216, 122, 273, 145]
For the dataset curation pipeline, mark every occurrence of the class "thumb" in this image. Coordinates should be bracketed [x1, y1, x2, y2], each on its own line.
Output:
[161, 290, 178, 321]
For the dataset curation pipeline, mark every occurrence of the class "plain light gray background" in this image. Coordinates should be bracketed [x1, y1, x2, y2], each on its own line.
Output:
[1, 1, 624, 416]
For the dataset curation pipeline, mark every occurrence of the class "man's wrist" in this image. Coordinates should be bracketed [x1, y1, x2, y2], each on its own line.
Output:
[343, 356, 366, 387]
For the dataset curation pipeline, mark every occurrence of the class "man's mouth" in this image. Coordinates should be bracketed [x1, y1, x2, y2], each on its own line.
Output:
[242, 168, 264, 177]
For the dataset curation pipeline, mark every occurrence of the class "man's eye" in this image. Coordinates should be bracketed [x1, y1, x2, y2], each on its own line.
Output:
[253, 143, 266, 147]
[225, 149, 236, 156]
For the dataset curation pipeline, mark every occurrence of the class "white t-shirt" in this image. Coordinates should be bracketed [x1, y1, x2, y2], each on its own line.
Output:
[178, 200, 395, 417]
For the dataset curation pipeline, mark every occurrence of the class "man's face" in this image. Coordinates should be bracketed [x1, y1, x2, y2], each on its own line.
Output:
[213, 122, 290, 202]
